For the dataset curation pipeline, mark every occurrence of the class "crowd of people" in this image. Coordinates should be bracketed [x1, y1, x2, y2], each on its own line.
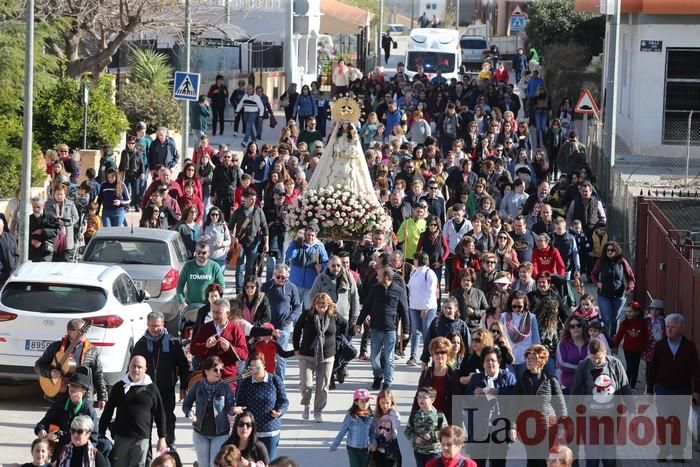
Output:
[8, 46, 700, 467]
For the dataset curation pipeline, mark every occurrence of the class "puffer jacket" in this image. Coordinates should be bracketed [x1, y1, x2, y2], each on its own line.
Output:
[450, 287, 488, 331]
[514, 370, 567, 426]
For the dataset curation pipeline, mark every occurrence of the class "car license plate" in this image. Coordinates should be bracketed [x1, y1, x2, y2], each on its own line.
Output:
[25, 339, 52, 352]
[132, 280, 144, 290]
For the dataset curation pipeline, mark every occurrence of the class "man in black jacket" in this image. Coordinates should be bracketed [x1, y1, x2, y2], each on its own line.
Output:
[355, 268, 411, 390]
[99, 355, 167, 466]
[212, 150, 242, 222]
[147, 127, 180, 174]
[229, 188, 269, 293]
[132, 311, 189, 447]
[207, 74, 229, 136]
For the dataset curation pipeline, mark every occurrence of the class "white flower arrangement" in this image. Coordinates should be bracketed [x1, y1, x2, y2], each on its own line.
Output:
[288, 184, 390, 239]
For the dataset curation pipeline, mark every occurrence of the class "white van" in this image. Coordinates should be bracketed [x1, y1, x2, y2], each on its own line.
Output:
[405, 28, 462, 81]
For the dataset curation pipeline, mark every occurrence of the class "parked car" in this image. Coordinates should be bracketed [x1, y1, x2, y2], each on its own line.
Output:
[386, 23, 409, 36]
[81, 227, 189, 334]
[0, 262, 151, 385]
[460, 34, 489, 69]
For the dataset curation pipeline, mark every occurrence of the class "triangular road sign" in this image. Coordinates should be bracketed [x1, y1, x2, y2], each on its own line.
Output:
[574, 88, 600, 115]
[511, 6, 524, 16]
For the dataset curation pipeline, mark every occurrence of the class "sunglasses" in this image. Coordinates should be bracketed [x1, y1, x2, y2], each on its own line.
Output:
[195, 251, 208, 256]
[511, 304, 524, 310]
[607, 248, 616, 253]
[484, 260, 496, 264]
[490, 328, 501, 334]
[275, 275, 287, 280]
[429, 224, 439, 227]
[210, 367, 224, 373]
[570, 323, 582, 329]
[70, 428, 87, 435]
[210, 212, 220, 217]
[237, 421, 253, 428]
[245, 285, 257, 289]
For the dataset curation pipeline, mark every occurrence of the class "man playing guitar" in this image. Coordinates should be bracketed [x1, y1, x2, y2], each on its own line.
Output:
[34, 318, 107, 408]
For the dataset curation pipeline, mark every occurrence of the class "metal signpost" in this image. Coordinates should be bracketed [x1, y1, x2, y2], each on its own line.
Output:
[509, 6, 526, 51]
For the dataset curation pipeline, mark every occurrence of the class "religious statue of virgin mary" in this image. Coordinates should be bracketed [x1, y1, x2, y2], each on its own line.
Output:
[308, 96, 378, 203]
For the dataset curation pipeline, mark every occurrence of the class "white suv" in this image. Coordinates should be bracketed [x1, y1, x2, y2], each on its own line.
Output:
[0, 262, 151, 385]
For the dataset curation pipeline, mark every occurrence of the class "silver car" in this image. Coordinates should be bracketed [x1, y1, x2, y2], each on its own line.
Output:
[81, 227, 189, 333]
[460, 35, 489, 69]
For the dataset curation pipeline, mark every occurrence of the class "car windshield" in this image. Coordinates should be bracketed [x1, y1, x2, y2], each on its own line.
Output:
[406, 51, 456, 73]
[83, 239, 170, 266]
[461, 38, 487, 49]
[1, 283, 107, 312]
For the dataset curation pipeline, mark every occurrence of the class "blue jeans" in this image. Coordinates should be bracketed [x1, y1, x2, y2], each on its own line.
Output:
[297, 287, 312, 311]
[192, 431, 228, 467]
[274, 324, 292, 380]
[125, 176, 142, 208]
[259, 433, 280, 460]
[534, 110, 549, 145]
[265, 254, 280, 281]
[235, 241, 260, 294]
[409, 308, 437, 360]
[370, 329, 397, 385]
[243, 111, 258, 144]
[597, 295, 625, 337]
[102, 211, 125, 228]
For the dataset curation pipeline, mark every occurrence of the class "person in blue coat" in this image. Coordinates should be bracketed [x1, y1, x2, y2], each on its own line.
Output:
[293, 85, 317, 131]
[285, 225, 328, 310]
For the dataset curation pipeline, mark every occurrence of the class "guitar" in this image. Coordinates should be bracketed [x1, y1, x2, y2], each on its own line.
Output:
[39, 321, 92, 398]
[187, 370, 253, 391]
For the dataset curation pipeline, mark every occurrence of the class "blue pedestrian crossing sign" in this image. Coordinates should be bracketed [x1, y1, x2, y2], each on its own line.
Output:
[173, 71, 200, 101]
[510, 15, 526, 33]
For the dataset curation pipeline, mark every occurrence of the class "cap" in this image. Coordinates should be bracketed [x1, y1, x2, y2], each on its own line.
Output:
[216, 74, 224, 80]
[314, 141, 324, 148]
[67, 367, 91, 390]
[649, 299, 666, 310]
[353, 388, 371, 400]
[493, 272, 511, 285]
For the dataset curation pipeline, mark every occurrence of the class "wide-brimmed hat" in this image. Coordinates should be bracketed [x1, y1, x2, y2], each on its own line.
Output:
[67, 368, 91, 390]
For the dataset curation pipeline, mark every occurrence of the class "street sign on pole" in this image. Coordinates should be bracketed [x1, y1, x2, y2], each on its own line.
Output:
[510, 16, 526, 33]
[574, 88, 600, 116]
[173, 71, 200, 101]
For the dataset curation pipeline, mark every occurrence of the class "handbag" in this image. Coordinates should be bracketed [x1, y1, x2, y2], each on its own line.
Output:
[269, 113, 278, 129]
[54, 226, 67, 255]
[280, 97, 290, 108]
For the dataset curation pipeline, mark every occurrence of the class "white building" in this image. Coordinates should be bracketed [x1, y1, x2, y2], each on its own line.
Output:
[577, 0, 700, 158]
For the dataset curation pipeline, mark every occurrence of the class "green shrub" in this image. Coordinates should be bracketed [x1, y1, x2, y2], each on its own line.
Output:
[118, 82, 182, 135]
[34, 74, 129, 150]
[0, 115, 45, 197]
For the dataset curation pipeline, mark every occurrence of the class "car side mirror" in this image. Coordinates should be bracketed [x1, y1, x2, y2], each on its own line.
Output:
[138, 289, 150, 302]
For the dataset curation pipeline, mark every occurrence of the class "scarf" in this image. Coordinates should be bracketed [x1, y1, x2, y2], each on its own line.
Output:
[326, 267, 349, 297]
[575, 305, 599, 321]
[120, 373, 153, 394]
[202, 379, 220, 402]
[144, 329, 170, 353]
[504, 312, 532, 344]
[58, 441, 96, 467]
[313, 313, 331, 367]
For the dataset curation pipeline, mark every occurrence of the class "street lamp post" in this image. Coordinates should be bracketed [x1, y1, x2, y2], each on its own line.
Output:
[182, 0, 191, 160]
[19, 0, 35, 263]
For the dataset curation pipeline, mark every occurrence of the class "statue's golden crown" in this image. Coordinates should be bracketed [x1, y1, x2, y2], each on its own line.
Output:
[330, 95, 362, 123]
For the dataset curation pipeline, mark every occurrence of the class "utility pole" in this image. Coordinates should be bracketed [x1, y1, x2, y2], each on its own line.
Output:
[19, 0, 34, 263]
[411, 0, 415, 29]
[375, 0, 384, 68]
[603, 0, 621, 167]
[285, 0, 295, 88]
[182, 0, 191, 159]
